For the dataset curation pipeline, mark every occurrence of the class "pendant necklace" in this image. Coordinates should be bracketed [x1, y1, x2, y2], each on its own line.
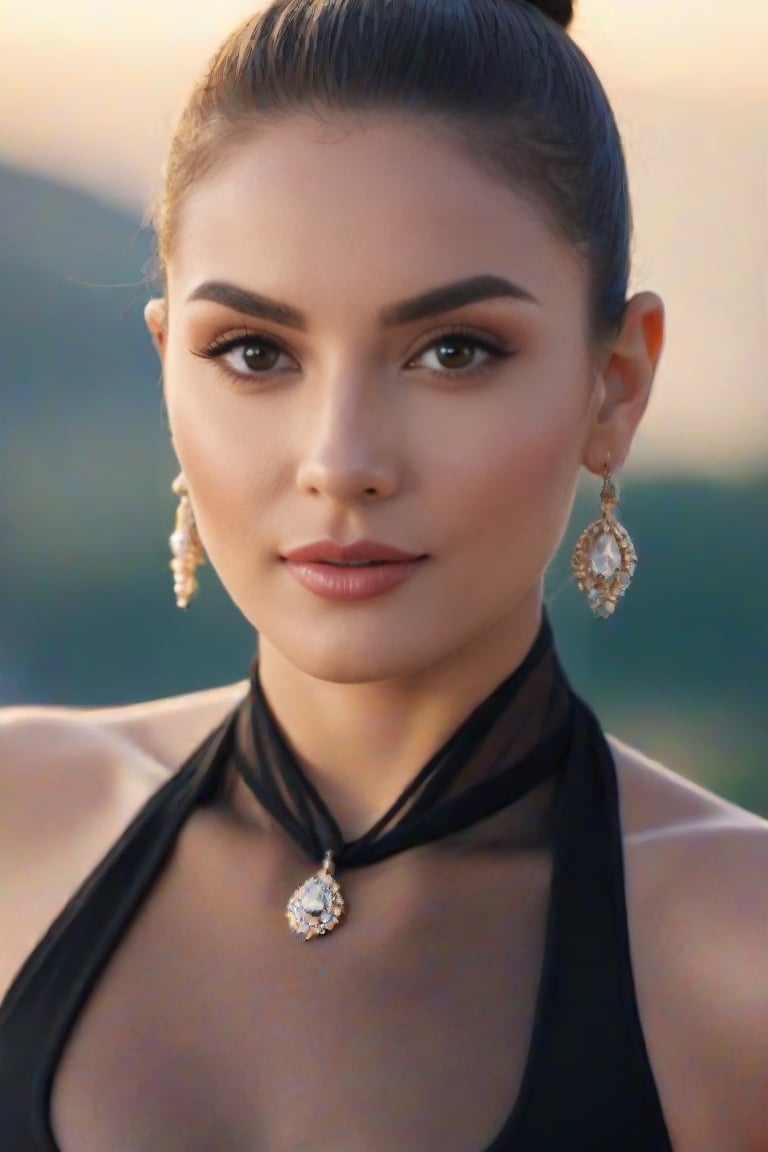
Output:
[285, 850, 345, 940]
[233, 611, 571, 942]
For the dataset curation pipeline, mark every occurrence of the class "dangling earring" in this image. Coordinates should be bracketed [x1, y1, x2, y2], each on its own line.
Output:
[169, 473, 206, 609]
[571, 461, 637, 619]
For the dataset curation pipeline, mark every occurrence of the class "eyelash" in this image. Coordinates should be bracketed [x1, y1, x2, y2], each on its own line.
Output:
[190, 325, 516, 387]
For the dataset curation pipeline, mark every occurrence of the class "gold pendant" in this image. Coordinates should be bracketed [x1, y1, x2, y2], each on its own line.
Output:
[286, 851, 345, 940]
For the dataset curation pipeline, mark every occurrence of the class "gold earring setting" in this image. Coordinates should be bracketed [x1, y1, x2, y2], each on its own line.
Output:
[571, 466, 637, 619]
[169, 474, 206, 609]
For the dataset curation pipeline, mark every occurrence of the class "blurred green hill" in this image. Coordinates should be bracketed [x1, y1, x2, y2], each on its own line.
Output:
[0, 162, 765, 815]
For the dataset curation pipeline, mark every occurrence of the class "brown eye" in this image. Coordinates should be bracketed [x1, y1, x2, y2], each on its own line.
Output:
[409, 330, 513, 378]
[434, 339, 476, 370]
[239, 341, 281, 372]
[191, 331, 294, 382]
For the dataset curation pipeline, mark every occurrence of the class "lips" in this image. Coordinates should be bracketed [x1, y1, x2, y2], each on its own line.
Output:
[281, 538, 426, 565]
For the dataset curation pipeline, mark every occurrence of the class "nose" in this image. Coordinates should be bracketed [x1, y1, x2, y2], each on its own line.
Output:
[295, 373, 401, 504]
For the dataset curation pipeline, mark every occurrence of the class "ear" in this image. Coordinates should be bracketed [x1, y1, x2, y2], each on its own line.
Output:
[144, 297, 168, 361]
[583, 291, 665, 474]
[144, 297, 178, 454]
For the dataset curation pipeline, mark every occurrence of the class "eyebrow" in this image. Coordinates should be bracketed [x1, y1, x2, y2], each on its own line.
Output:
[185, 274, 541, 331]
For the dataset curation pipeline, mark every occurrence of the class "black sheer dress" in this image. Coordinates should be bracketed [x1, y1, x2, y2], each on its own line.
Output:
[0, 611, 674, 1150]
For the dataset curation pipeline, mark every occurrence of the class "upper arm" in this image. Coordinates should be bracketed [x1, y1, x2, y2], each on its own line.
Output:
[695, 824, 768, 1151]
[628, 817, 768, 1152]
[608, 737, 768, 1150]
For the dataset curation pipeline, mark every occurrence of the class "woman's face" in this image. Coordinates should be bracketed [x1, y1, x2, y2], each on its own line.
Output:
[147, 113, 661, 684]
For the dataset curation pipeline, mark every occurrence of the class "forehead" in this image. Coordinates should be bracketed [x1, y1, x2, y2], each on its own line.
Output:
[169, 113, 584, 315]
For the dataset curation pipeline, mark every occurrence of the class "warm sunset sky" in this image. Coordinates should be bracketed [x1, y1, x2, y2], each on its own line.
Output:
[2, 0, 766, 475]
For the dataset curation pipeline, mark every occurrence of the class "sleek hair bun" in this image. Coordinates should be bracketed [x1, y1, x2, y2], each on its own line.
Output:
[523, 0, 575, 30]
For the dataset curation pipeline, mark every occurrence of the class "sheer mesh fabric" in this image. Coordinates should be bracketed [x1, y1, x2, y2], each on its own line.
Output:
[0, 610, 674, 1151]
[233, 612, 570, 863]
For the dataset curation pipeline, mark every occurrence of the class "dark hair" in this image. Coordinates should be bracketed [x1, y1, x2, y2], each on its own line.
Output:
[149, 0, 631, 348]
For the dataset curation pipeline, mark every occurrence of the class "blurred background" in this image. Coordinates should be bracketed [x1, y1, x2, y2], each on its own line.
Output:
[0, 0, 766, 814]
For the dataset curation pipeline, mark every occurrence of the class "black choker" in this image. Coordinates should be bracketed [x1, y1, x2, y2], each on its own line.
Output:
[233, 611, 573, 940]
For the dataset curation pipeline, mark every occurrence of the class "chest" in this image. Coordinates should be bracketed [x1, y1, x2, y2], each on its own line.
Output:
[51, 816, 553, 1152]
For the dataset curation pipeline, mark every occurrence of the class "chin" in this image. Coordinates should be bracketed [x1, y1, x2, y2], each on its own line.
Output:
[257, 616, 453, 686]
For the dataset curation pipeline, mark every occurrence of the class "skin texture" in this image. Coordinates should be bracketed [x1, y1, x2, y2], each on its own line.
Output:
[2, 689, 768, 1150]
[2, 111, 767, 1152]
[145, 111, 664, 837]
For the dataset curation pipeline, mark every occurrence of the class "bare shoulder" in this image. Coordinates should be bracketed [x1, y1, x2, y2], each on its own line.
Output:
[74, 677, 250, 771]
[606, 734, 768, 1151]
[606, 730, 765, 834]
[0, 680, 248, 1003]
[0, 677, 249, 788]
[607, 732, 768, 982]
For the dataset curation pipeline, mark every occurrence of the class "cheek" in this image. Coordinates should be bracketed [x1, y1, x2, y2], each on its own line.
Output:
[163, 345, 275, 552]
[430, 384, 583, 547]
[434, 415, 579, 608]
[165, 337, 243, 460]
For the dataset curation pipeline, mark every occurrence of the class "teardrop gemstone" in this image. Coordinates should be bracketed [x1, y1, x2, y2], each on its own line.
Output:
[590, 533, 622, 578]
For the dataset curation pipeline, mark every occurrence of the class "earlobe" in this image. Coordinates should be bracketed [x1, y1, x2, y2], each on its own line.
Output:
[144, 297, 168, 359]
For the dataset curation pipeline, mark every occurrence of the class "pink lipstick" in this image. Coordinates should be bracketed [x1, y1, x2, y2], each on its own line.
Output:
[280, 538, 428, 601]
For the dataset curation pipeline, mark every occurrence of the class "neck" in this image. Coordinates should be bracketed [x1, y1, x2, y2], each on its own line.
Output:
[242, 593, 544, 840]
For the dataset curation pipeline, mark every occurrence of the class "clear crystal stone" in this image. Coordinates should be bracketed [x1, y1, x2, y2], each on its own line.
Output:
[300, 880, 326, 915]
[590, 533, 621, 577]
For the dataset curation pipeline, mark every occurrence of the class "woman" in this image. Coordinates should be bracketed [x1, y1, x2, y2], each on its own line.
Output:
[0, 1, 765, 1149]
